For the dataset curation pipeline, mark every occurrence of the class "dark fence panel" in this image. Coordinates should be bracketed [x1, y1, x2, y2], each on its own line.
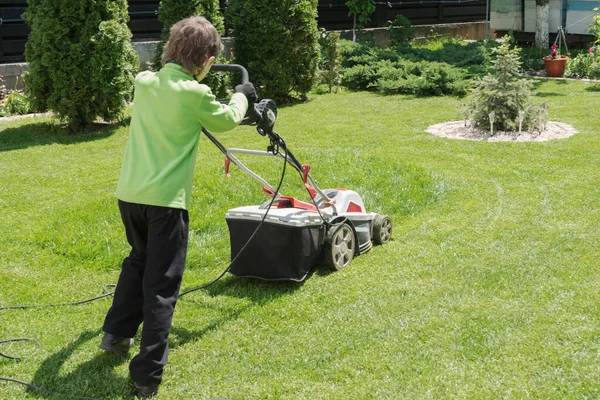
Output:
[317, 0, 487, 29]
[0, 0, 165, 63]
[128, 0, 162, 40]
[1, 0, 486, 64]
[0, 0, 27, 63]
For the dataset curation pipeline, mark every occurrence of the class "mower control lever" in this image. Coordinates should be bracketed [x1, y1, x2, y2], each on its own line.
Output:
[210, 64, 249, 84]
[209, 64, 278, 136]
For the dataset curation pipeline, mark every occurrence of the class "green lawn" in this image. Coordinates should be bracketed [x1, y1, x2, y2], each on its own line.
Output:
[1, 79, 600, 399]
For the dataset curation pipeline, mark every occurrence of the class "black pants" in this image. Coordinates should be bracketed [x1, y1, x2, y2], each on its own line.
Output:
[103, 200, 189, 387]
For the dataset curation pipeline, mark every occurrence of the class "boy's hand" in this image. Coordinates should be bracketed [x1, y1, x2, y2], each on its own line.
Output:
[235, 82, 258, 105]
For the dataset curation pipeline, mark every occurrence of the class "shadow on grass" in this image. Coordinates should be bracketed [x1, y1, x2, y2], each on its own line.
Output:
[30, 329, 134, 399]
[171, 274, 304, 349]
[0, 119, 128, 153]
[585, 84, 600, 92]
[535, 92, 567, 97]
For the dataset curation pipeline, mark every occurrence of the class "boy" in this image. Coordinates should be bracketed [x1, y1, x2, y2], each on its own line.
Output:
[99, 16, 256, 399]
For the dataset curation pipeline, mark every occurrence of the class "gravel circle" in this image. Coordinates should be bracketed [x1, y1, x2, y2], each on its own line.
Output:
[426, 120, 578, 142]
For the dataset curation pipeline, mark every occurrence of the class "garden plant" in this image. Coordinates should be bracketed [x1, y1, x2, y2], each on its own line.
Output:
[22, 0, 138, 132]
[565, 7, 600, 79]
[386, 14, 416, 47]
[468, 36, 538, 132]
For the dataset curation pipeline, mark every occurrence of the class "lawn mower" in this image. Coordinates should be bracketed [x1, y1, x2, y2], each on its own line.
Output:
[205, 64, 392, 282]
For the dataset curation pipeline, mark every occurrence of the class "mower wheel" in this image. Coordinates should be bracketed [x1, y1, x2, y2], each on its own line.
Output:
[372, 215, 392, 245]
[325, 223, 356, 271]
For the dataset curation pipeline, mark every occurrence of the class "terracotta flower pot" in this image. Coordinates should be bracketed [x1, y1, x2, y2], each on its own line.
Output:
[543, 56, 568, 77]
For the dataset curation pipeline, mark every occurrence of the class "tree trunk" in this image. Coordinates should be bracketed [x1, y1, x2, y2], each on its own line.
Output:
[535, 2, 549, 49]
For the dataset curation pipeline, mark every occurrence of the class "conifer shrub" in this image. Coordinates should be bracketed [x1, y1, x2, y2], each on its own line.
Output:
[340, 41, 470, 96]
[23, 0, 138, 132]
[227, 0, 320, 102]
[468, 37, 537, 131]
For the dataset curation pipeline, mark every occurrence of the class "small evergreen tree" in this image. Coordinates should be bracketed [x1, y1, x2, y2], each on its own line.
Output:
[23, 0, 138, 132]
[319, 30, 342, 93]
[227, 0, 320, 102]
[386, 15, 415, 47]
[469, 37, 537, 132]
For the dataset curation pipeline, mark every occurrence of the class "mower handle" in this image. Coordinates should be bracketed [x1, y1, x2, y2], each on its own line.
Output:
[210, 64, 249, 85]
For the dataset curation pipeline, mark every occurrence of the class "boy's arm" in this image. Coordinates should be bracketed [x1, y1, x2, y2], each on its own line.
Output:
[198, 90, 248, 133]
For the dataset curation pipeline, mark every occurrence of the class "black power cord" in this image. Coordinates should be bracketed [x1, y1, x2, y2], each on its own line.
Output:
[0, 338, 40, 359]
[0, 284, 116, 311]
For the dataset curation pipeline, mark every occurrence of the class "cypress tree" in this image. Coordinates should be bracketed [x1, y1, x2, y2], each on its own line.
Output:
[227, 0, 320, 102]
[23, 0, 139, 132]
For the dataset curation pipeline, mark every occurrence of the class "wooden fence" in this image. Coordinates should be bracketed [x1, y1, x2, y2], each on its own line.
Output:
[0, 0, 487, 64]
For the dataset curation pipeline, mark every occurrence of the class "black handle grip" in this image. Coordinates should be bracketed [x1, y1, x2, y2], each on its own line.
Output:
[210, 64, 249, 84]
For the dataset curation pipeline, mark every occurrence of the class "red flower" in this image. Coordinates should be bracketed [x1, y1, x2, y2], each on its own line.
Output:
[551, 44, 558, 49]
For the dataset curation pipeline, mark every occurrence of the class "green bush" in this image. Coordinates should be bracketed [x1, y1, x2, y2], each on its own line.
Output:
[468, 37, 537, 132]
[386, 15, 415, 47]
[227, 0, 320, 102]
[23, 0, 138, 132]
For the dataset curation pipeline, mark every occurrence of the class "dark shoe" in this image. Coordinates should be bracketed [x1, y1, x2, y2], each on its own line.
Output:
[99, 333, 133, 354]
[134, 383, 159, 399]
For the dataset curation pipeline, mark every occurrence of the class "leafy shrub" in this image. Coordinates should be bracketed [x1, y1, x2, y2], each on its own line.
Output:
[318, 30, 342, 93]
[4, 91, 32, 115]
[386, 15, 415, 47]
[23, 0, 138, 132]
[468, 37, 537, 132]
[227, 0, 320, 102]
[566, 48, 600, 78]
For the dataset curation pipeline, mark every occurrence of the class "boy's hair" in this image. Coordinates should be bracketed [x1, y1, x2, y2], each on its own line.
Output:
[161, 16, 223, 72]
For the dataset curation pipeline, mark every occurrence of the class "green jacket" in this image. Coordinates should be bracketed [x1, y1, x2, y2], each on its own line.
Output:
[116, 63, 248, 210]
